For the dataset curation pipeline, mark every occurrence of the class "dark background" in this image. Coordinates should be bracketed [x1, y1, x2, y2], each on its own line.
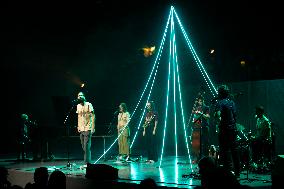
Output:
[1, 0, 283, 159]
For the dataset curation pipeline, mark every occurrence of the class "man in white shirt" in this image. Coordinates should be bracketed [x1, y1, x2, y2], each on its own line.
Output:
[76, 92, 95, 165]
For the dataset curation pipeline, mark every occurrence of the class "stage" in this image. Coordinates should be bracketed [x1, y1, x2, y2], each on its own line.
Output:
[1, 155, 272, 189]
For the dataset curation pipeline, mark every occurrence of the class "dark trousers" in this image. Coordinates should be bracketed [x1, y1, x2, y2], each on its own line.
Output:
[17, 142, 27, 160]
[144, 128, 158, 162]
[80, 131, 92, 163]
[218, 129, 240, 175]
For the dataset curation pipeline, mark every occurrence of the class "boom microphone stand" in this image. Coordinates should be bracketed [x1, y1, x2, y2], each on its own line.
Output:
[63, 101, 77, 170]
[109, 110, 119, 135]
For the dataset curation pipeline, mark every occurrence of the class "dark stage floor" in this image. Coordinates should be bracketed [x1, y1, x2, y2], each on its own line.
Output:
[1, 155, 272, 189]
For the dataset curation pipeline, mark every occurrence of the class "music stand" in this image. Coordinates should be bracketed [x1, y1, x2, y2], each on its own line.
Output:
[105, 111, 118, 161]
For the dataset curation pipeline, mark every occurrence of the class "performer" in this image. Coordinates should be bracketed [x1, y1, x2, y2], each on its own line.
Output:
[251, 105, 272, 165]
[76, 92, 95, 166]
[117, 102, 130, 161]
[17, 114, 30, 160]
[191, 95, 210, 163]
[142, 101, 158, 163]
[214, 84, 240, 177]
[17, 113, 38, 161]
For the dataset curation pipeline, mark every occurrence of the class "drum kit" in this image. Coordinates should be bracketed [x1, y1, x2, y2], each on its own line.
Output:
[209, 123, 272, 174]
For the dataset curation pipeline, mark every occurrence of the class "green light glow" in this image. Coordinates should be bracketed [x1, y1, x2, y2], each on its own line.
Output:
[174, 37, 193, 170]
[159, 7, 174, 168]
[93, 8, 172, 164]
[173, 9, 218, 96]
[172, 11, 178, 158]
[94, 6, 217, 168]
[130, 7, 173, 149]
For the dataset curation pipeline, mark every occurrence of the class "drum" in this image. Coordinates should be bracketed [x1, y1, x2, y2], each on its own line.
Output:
[237, 130, 249, 147]
[235, 127, 251, 169]
[250, 138, 272, 173]
[251, 137, 272, 163]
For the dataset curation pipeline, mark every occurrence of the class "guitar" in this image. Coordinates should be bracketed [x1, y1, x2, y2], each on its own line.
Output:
[22, 120, 38, 142]
[143, 115, 155, 128]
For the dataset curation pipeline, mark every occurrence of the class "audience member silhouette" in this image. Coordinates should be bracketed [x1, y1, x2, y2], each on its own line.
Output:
[25, 167, 48, 189]
[139, 178, 158, 189]
[198, 156, 217, 188]
[197, 156, 241, 189]
[271, 160, 284, 189]
[47, 170, 66, 189]
[0, 167, 11, 189]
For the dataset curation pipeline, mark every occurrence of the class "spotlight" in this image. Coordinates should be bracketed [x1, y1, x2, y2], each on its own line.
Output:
[240, 60, 246, 66]
[210, 49, 215, 54]
[81, 83, 85, 88]
[142, 46, 156, 57]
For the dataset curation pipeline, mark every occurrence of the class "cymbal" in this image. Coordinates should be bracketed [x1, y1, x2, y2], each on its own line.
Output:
[236, 123, 245, 131]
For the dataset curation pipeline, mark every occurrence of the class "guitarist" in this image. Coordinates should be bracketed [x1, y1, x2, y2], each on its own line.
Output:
[143, 101, 158, 163]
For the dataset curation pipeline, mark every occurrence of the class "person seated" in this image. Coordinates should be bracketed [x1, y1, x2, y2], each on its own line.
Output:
[25, 167, 48, 189]
[0, 167, 11, 189]
[48, 170, 66, 189]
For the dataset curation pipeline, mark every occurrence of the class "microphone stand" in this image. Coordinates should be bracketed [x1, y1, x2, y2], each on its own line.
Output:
[108, 112, 118, 135]
[63, 103, 76, 170]
[107, 111, 118, 161]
